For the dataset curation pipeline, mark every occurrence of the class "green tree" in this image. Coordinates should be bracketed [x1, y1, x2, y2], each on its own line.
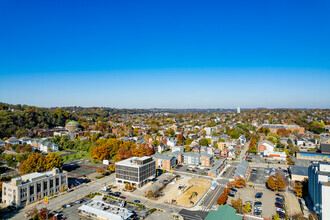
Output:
[199, 138, 209, 146]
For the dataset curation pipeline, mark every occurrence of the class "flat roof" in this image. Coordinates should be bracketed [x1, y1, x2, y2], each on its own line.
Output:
[115, 156, 153, 167]
[22, 172, 46, 182]
[78, 199, 133, 220]
[290, 166, 308, 176]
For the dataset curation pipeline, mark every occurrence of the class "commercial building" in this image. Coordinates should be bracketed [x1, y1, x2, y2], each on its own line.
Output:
[320, 143, 330, 154]
[235, 160, 249, 178]
[257, 140, 274, 154]
[290, 166, 308, 181]
[115, 156, 156, 187]
[78, 198, 134, 220]
[65, 120, 80, 132]
[205, 205, 242, 220]
[296, 152, 330, 162]
[261, 124, 305, 134]
[2, 168, 68, 207]
[308, 162, 330, 220]
[237, 107, 241, 114]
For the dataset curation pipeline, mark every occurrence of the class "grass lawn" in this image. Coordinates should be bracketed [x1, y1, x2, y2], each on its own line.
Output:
[54, 150, 92, 163]
[52, 151, 67, 156]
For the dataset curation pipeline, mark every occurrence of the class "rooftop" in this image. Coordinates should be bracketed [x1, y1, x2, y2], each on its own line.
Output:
[205, 205, 242, 220]
[66, 120, 80, 125]
[115, 156, 154, 167]
[235, 160, 249, 177]
[290, 166, 308, 176]
[78, 199, 133, 220]
[152, 153, 175, 160]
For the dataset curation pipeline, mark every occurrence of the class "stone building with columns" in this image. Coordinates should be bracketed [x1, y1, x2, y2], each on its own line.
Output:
[2, 168, 68, 207]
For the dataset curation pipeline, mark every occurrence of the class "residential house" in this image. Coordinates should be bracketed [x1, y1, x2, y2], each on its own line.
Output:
[0, 139, 6, 147]
[200, 152, 213, 167]
[157, 143, 168, 153]
[19, 137, 31, 144]
[167, 137, 177, 148]
[5, 137, 20, 145]
[208, 159, 226, 177]
[171, 146, 184, 153]
[257, 140, 274, 154]
[152, 153, 176, 170]
[182, 152, 200, 165]
[204, 127, 215, 135]
[238, 135, 246, 145]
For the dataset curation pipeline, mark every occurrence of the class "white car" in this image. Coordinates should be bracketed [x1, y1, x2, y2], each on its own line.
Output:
[277, 208, 285, 213]
[265, 170, 270, 174]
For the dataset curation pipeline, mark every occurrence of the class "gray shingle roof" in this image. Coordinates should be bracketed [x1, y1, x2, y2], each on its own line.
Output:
[152, 153, 175, 161]
[235, 160, 249, 177]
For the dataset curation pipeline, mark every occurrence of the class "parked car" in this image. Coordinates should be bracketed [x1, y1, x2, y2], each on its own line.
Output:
[62, 204, 72, 208]
[275, 203, 284, 208]
[276, 193, 284, 197]
[120, 196, 126, 199]
[255, 192, 263, 198]
[277, 210, 285, 216]
[254, 201, 262, 206]
[134, 200, 141, 203]
[254, 211, 262, 215]
[277, 208, 285, 213]
[245, 201, 253, 205]
[276, 197, 284, 203]
[278, 212, 285, 218]
[229, 191, 236, 197]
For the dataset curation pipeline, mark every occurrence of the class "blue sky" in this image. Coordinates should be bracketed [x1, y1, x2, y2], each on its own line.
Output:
[0, 0, 329, 108]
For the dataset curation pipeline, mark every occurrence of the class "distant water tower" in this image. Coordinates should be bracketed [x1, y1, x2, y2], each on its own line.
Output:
[237, 107, 241, 114]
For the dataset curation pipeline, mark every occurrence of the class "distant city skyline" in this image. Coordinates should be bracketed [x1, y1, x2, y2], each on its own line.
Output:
[0, 1, 329, 108]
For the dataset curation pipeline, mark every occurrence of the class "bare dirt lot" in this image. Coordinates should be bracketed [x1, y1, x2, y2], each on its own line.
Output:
[159, 176, 211, 207]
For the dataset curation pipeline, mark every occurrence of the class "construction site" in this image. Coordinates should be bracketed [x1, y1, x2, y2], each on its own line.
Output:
[158, 176, 211, 207]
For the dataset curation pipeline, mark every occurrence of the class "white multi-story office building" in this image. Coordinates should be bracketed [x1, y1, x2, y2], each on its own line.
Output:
[115, 156, 156, 187]
[2, 168, 68, 207]
[308, 162, 330, 220]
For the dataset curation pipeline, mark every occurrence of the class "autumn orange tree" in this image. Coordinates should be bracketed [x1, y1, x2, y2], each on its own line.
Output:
[267, 173, 287, 191]
[231, 197, 243, 214]
[233, 176, 246, 188]
[18, 153, 62, 174]
[108, 164, 115, 172]
[216, 193, 228, 205]
[293, 181, 303, 197]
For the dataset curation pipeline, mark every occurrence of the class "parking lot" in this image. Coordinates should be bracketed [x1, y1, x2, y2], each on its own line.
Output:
[227, 186, 280, 219]
[55, 198, 89, 220]
[248, 166, 289, 186]
[174, 164, 210, 175]
[247, 154, 287, 165]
